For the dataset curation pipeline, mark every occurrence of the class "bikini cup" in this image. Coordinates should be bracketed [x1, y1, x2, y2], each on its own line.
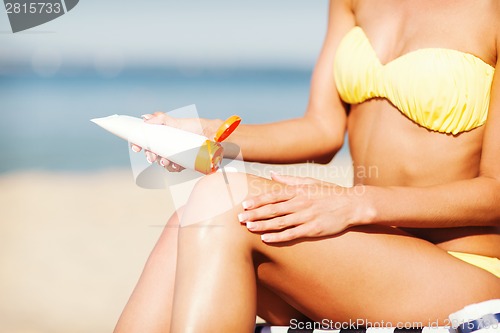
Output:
[333, 26, 494, 135]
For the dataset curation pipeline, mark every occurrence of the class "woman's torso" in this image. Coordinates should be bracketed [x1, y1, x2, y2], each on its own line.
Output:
[344, 0, 500, 257]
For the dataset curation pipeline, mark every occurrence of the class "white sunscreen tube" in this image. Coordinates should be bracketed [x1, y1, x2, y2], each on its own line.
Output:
[91, 115, 224, 174]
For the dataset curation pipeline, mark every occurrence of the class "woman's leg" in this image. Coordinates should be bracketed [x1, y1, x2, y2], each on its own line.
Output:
[171, 172, 500, 333]
[114, 204, 310, 332]
[113, 209, 182, 333]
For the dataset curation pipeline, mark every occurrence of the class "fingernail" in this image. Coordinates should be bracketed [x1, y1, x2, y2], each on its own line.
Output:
[159, 159, 166, 167]
[237, 213, 246, 222]
[146, 156, 153, 164]
[246, 222, 257, 230]
[141, 114, 151, 120]
[242, 200, 253, 209]
[261, 234, 270, 242]
[131, 146, 140, 153]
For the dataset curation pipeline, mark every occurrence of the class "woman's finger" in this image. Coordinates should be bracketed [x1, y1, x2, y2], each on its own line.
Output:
[260, 223, 315, 243]
[145, 150, 158, 164]
[157, 158, 185, 172]
[166, 161, 184, 172]
[173, 163, 185, 172]
[131, 144, 142, 153]
[238, 199, 299, 224]
[244, 211, 302, 232]
[242, 187, 296, 210]
[158, 157, 169, 168]
[146, 112, 166, 125]
[166, 163, 178, 172]
[143, 111, 177, 126]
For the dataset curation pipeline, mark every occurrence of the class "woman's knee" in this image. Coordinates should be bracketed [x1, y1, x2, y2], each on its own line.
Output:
[175, 172, 269, 251]
[192, 171, 271, 200]
[180, 172, 259, 226]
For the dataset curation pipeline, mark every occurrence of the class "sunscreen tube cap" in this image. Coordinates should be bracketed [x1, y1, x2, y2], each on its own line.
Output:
[195, 140, 224, 174]
[195, 115, 240, 173]
[214, 115, 241, 143]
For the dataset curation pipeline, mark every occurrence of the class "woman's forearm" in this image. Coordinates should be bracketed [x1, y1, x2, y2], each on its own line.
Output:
[362, 176, 500, 228]
[207, 115, 345, 164]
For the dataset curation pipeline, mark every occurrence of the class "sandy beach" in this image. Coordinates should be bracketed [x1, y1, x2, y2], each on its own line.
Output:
[0, 157, 351, 333]
[0, 169, 169, 333]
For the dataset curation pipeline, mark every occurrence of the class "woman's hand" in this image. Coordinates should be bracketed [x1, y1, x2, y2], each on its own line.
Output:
[130, 112, 221, 172]
[238, 173, 373, 243]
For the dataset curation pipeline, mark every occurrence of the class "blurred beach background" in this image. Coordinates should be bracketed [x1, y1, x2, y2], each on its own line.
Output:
[0, 1, 353, 332]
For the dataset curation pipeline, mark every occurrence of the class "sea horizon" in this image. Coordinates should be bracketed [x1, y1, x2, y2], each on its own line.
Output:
[1, 66, 351, 174]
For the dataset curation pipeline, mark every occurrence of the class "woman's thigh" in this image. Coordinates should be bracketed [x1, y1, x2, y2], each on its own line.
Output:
[253, 225, 500, 326]
[184, 172, 500, 326]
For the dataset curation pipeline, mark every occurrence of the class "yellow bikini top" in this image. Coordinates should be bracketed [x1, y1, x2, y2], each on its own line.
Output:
[333, 26, 495, 134]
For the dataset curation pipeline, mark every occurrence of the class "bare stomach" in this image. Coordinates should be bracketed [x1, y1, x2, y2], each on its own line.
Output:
[347, 98, 500, 258]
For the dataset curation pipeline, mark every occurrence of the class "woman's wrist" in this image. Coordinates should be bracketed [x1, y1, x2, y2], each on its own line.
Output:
[201, 118, 223, 139]
[348, 184, 378, 227]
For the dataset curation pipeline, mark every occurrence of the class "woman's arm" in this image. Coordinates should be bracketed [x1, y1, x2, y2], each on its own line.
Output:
[221, 0, 354, 164]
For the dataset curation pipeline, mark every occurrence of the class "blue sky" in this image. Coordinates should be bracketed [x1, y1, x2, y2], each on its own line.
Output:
[0, 0, 329, 72]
